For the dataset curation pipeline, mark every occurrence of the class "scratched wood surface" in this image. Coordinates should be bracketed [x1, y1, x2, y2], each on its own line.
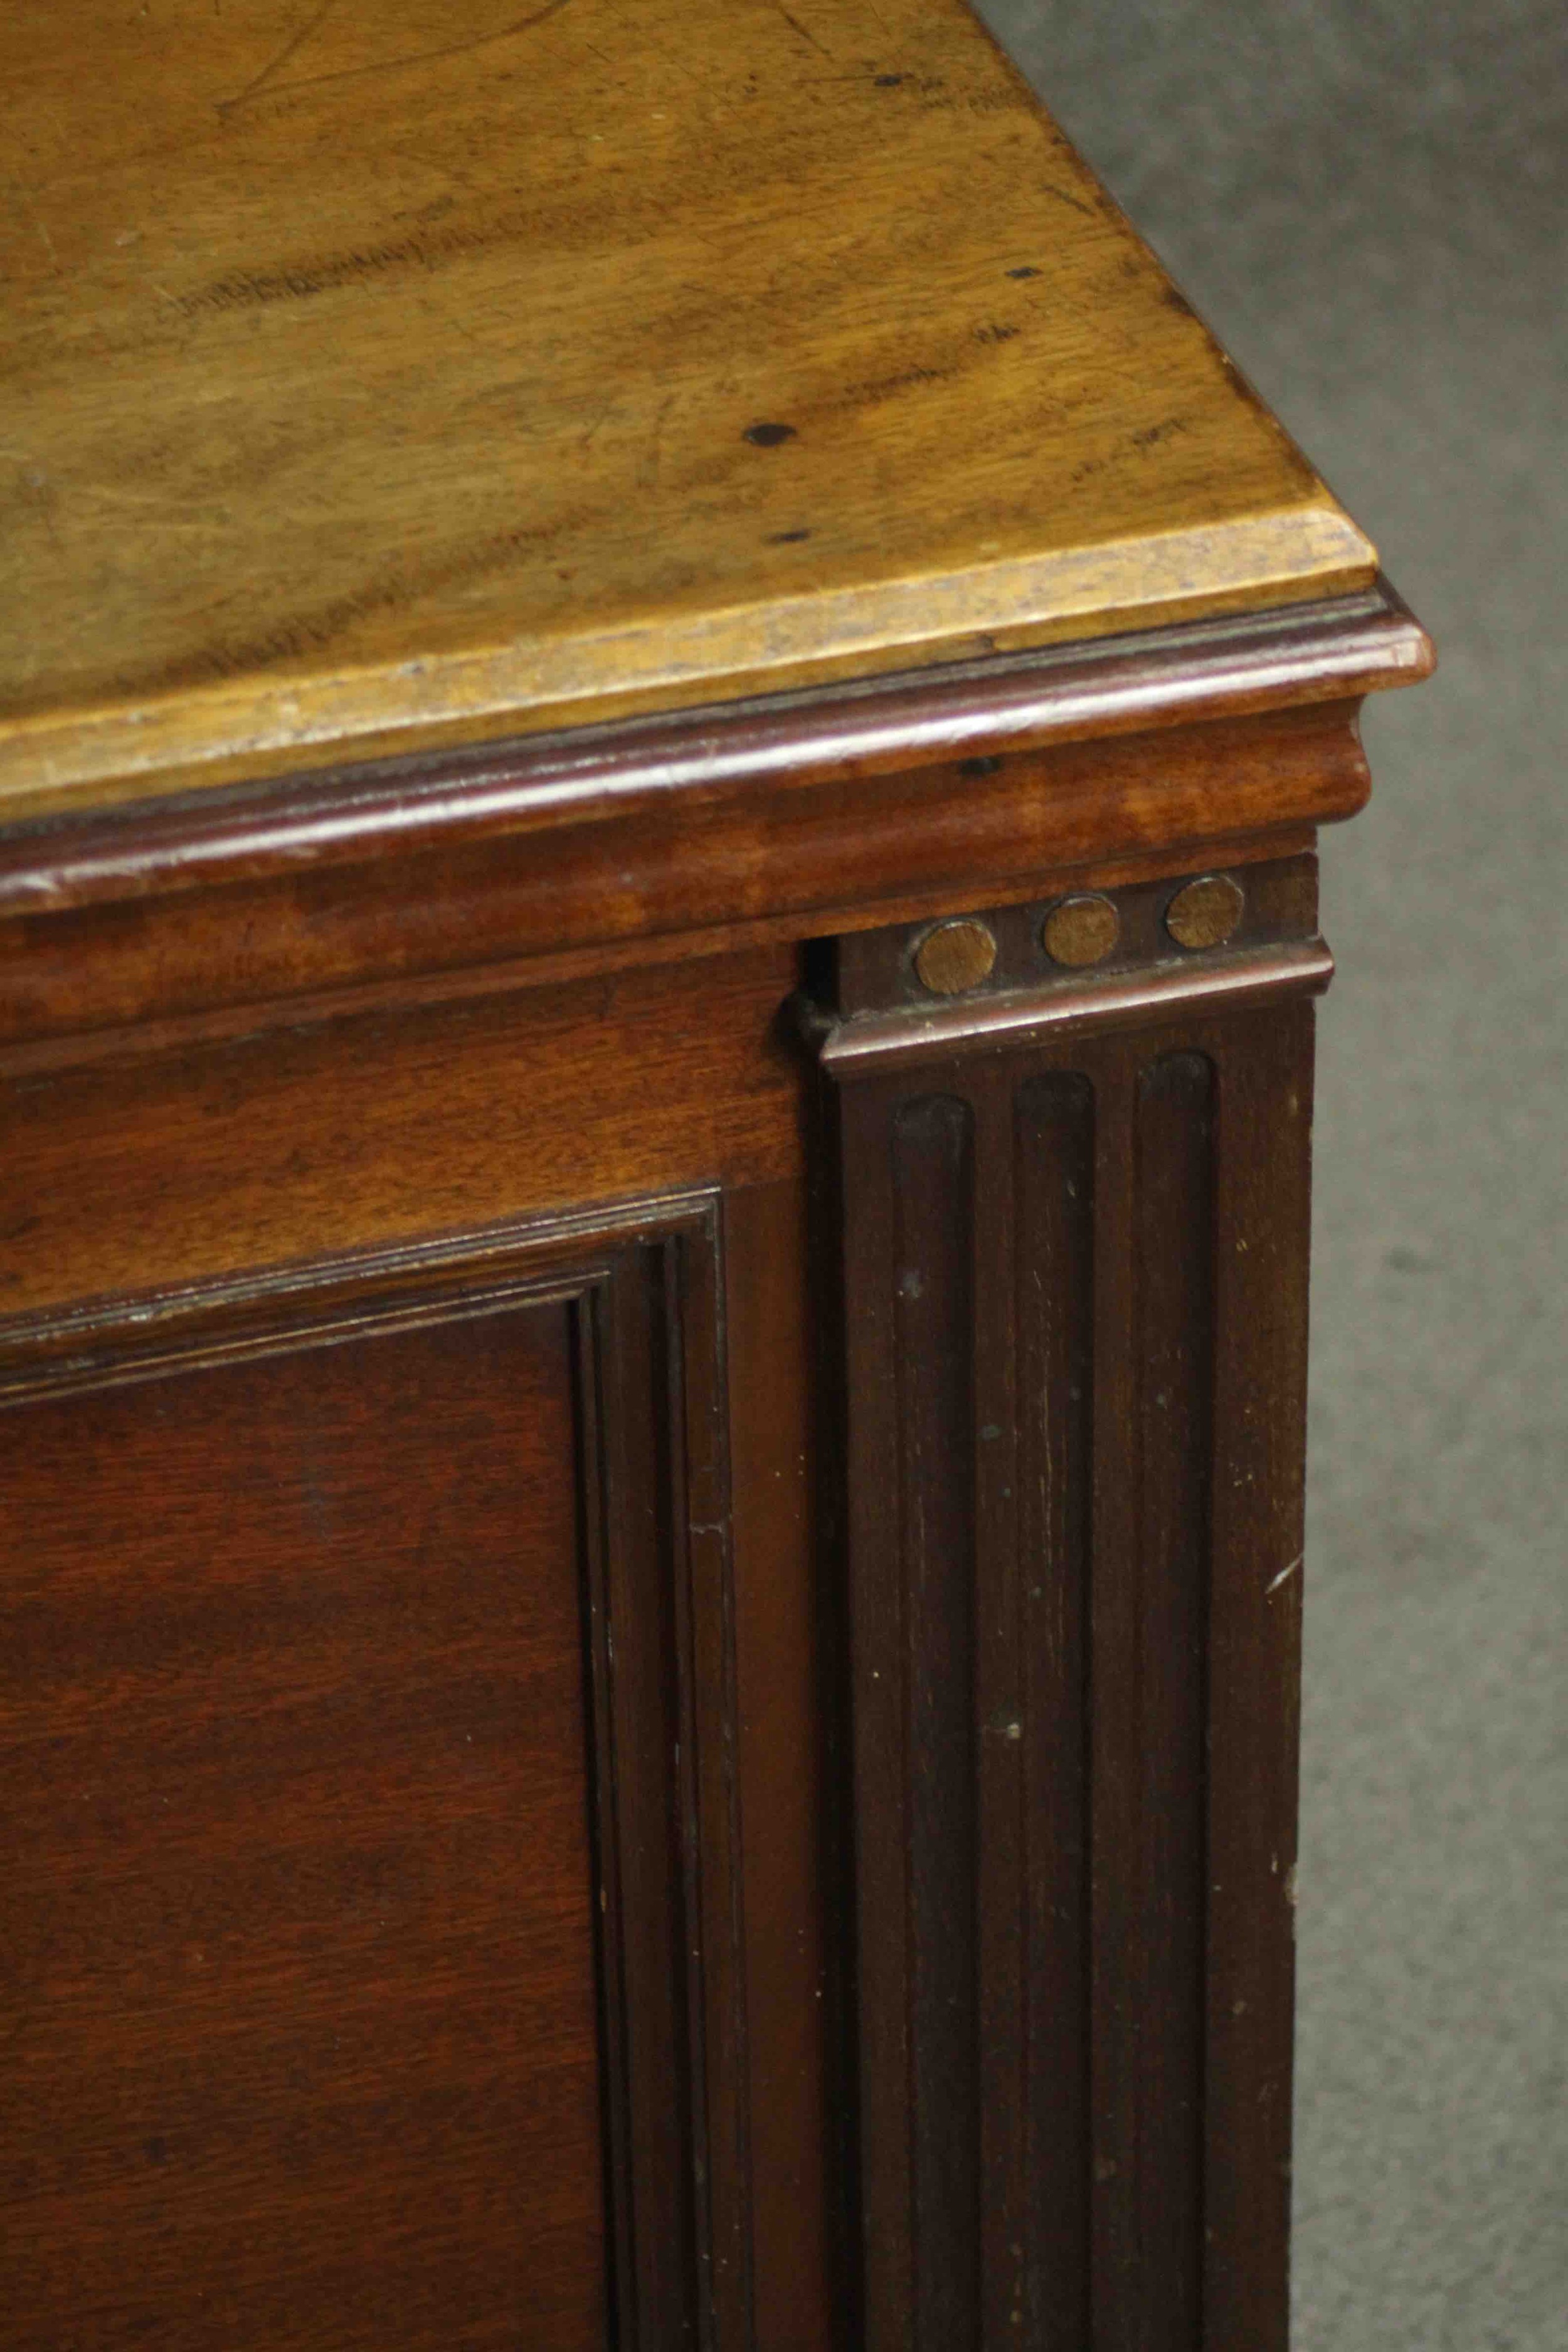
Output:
[0, 0, 1376, 819]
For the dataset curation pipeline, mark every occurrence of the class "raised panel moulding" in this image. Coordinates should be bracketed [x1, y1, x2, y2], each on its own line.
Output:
[0, 1192, 753, 2352]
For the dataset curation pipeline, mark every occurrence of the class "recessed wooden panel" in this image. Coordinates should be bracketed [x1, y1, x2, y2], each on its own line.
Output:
[1, 1306, 601, 2349]
[0, 1196, 751, 2352]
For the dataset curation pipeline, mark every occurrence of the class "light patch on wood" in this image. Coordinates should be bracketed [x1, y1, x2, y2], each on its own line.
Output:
[0, 0, 1377, 818]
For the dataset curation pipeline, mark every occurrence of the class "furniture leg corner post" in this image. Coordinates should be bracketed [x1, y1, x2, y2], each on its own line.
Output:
[809, 887, 1327, 2352]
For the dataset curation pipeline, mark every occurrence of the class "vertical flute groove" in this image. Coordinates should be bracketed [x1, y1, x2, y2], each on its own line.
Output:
[1131, 1050, 1214, 2350]
[834, 986, 1315, 2352]
[1015, 1073, 1096, 2351]
[892, 1095, 980, 2351]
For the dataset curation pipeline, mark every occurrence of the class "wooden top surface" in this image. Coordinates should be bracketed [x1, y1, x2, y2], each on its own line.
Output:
[0, 0, 1377, 820]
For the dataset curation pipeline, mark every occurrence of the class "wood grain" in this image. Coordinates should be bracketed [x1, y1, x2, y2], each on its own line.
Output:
[0, 33, 1434, 2312]
[1014, 1071, 1096, 2349]
[0, 0, 1377, 813]
[0, 945, 805, 1320]
[2, 1298, 596, 2348]
[725, 1181, 837, 2352]
[0, 583, 1429, 887]
[0, 1194, 756, 2351]
[821, 920, 1319, 2351]
[894, 1094, 982, 2344]
[0, 700, 1362, 1059]
[1091, 1048, 1214, 2347]
[822, 852, 1330, 1071]
[1202, 1003, 1315, 2352]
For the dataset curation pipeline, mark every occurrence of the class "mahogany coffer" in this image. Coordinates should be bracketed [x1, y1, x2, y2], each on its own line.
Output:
[0, 1, 1431, 2345]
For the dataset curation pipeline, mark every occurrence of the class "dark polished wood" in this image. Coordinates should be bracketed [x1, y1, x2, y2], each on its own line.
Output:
[0, 694, 1364, 1061]
[0, 1199, 753, 2350]
[816, 871, 1320, 2352]
[0, 726, 1412, 2346]
[0, 6, 1433, 2333]
[4, 1305, 606, 2349]
[0, 734, 1413, 2346]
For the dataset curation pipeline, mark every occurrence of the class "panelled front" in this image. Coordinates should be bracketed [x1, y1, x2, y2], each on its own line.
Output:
[0, 0, 1432, 2305]
[0, 1205, 750, 2351]
[832, 997, 1314, 2352]
[0, 556, 1424, 2349]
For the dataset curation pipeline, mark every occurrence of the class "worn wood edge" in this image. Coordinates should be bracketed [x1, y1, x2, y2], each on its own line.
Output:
[0, 507, 1379, 826]
[0, 580, 1433, 913]
[810, 940, 1335, 1076]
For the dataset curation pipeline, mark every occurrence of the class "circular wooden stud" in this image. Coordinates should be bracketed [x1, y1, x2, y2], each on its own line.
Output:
[913, 918, 998, 996]
[1165, 873, 1245, 950]
[1041, 893, 1120, 968]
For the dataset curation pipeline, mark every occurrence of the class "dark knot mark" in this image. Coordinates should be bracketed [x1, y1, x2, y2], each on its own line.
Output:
[1007, 265, 1041, 280]
[960, 755, 1003, 778]
[874, 73, 904, 86]
[766, 527, 812, 544]
[744, 423, 797, 447]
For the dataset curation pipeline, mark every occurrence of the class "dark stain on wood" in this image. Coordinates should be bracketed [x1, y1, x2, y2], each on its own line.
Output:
[818, 941, 1320, 2350]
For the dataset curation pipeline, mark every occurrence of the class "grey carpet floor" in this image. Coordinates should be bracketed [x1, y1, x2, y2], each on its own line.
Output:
[977, 5, 1567, 2343]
